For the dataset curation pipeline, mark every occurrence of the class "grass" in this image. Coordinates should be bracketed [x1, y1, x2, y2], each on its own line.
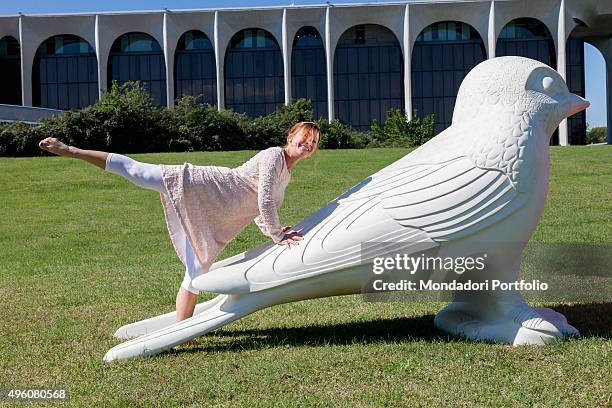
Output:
[0, 146, 610, 407]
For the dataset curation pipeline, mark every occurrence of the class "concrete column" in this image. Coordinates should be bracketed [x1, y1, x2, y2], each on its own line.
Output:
[94, 15, 106, 100]
[606, 38, 612, 145]
[163, 12, 174, 107]
[325, 6, 334, 123]
[214, 11, 224, 110]
[18, 15, 32, 106]
[557, 0, 569, 145]
[282, 8, 291, 105]
[488, 0, 496, 58]
[403, 4, 412, 120]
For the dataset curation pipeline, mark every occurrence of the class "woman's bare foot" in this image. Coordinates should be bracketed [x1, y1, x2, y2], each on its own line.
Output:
[38, 137, 74, 157]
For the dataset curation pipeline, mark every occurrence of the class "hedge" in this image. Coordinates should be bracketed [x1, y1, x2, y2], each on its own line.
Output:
[0, 81, 435, 157]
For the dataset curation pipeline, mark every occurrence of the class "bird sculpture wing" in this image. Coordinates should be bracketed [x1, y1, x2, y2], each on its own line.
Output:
[193, 123, 528, 294]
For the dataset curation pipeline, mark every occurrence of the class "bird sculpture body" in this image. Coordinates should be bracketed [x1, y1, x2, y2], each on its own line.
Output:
[104, 56, 589, 361]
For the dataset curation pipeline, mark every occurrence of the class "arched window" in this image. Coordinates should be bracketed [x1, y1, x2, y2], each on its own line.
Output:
[0, 36, 21, 105]
[225, 28, 284, 117]
[565, 36, 586, 145]
[108, 32, 166, 106]
[412, 21, 486, 134]
[292, 26, 327, 120]
[174, 30, 216, 105]
[33, 34, 97, 110]
[497, 18, 557, 142]
[334, 24, 403, 131]
[496, 18, 556, 68]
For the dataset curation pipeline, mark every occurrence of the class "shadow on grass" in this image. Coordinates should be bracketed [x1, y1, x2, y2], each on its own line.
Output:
[168, 302, 610, 355]
[173, 314, 453, 355]
[550, 302, 612, 339]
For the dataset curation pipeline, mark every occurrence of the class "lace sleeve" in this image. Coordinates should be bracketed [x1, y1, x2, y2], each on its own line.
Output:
[256, 148, 285, 243]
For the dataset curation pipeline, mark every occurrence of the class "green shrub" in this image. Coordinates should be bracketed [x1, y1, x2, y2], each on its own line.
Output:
[370, 109, 435, 148]
[0, 122, 42, 156]
[316, 119, 372, 149]
[161, 96, 248, 151]
[31, 81, 169, 154]
[242, 98, 314, 149]
[0, 84, 441, 156]
[586, 127, 607, 144]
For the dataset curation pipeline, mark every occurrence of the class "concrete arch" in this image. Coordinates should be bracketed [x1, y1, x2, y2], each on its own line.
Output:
[407, 1, 491, 57]
[162, 11, 216, 106]
[292, 25, 324, 46]
[411, 21, 487, 134]
[107, 31, 167, 106]
[175, 29, 214, 50]
[284, 7, 328, 109]
[224, 27, 284, 117]
[95, 13, 165, 102]
[583, 37, 611, 144]
[333, 23, 404, 130]
[173, 29, 216, 105]
[0, 35, 19, 42]
[291, 25, 327, 119]
[493, 0, 560, 54]
[18, 15, 96, 106]
[0, 18, 20, 45]
[563, 24, 590, 144]
[214, 9, 284, 110]
[326, 4, 405, 63]
[32, 34, 98, 109]
[496, 17, 557, 67]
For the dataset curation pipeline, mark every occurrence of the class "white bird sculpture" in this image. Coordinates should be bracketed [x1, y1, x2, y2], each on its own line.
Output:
[104, 56, 589, 361]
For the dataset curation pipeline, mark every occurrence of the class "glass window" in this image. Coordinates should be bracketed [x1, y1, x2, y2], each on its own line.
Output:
[292, 26, 327, 119]
[412, 22, 485, 133]
[225, 28, 283, 117]
[334, 24, 403, 130]
[108, 32, 166, 106]
[496, 18, 559, 143]
[33, 34, 97, 109]
[0, 36, 21, 104]
[565, 37, 586, 145]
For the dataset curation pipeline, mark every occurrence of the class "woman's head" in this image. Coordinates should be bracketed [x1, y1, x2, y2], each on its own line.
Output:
[283, 121, 321, 159]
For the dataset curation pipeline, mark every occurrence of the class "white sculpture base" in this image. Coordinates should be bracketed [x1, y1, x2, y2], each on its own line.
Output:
[434, 297, 580, 345]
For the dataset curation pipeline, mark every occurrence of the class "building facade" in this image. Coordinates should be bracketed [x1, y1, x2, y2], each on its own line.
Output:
[1, 0, 611, 144]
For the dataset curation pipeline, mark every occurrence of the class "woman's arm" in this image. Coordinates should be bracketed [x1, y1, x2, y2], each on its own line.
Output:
[256, 149, 286, 244]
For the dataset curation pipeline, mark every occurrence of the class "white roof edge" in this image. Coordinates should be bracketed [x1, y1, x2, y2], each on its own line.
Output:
[0, 1, 486, 19]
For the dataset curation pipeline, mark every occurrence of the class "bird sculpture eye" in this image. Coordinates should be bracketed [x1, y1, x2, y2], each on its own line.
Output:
[542, 76, 554, 93]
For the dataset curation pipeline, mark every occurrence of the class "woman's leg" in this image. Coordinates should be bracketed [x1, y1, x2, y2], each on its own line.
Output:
[176, 288, 198, 322]
[176, 235, 202, 321]
[104, 153, 164, 194]
[39, 137, 165, 194]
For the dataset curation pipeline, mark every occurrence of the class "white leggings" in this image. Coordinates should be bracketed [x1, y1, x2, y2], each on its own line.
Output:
[105, 153, 203, 295]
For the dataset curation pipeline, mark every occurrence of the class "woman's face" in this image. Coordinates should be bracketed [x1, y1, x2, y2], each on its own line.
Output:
[289, 130, 318, 159]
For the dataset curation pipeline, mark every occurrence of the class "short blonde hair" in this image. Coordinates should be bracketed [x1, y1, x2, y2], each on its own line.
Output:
[283, 121, 321, 153]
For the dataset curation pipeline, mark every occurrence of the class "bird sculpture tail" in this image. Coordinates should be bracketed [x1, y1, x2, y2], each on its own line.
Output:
[104, 294, 255, 362]
[112, 295, 228, 340]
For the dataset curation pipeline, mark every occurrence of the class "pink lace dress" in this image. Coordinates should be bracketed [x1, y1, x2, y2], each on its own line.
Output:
[159, 146, 291, 274]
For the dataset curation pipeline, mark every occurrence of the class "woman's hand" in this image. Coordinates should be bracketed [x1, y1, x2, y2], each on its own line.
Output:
[277, 229, 303, 249]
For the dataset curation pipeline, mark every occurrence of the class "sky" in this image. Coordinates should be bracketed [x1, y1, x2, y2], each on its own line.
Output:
[3, 0, 607, 128]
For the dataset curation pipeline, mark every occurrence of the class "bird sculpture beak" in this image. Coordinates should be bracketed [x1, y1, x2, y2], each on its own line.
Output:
[565, 93, 590, 117]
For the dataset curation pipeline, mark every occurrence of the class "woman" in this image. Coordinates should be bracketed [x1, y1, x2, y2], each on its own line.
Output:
[38, 121, 320, 322]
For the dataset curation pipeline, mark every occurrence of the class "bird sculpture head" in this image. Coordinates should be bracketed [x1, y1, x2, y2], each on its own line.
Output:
[452, 56, 589, 138]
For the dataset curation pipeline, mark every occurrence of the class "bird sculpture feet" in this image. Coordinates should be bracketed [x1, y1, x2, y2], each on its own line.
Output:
[434, 297, 580, 345]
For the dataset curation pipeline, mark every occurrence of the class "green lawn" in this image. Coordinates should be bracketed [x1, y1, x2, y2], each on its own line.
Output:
[0, 147, 610, 407]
